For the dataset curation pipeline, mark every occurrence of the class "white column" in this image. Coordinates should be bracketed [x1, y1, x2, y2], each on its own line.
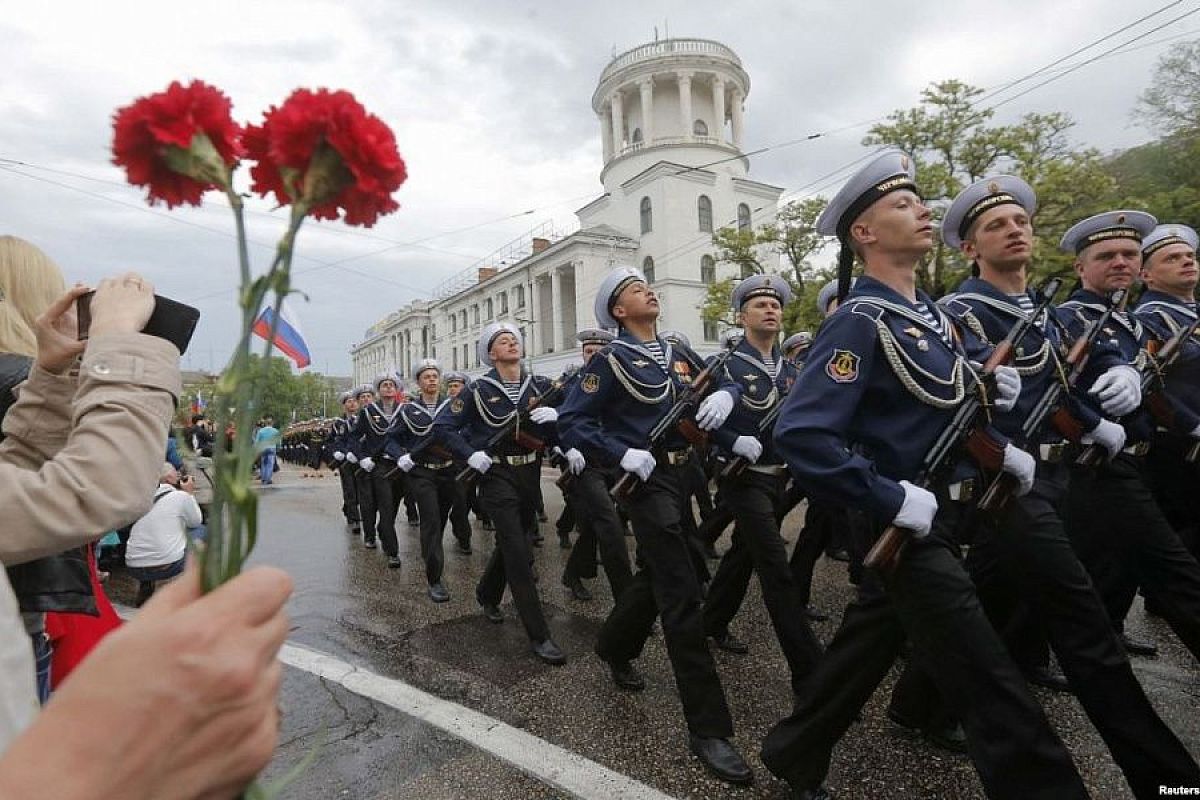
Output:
[731, 87, 745, 149]
[609, 92, 624, 154]
[638, 78, 654, 144]
[549, 269, 561, 352]
[711, 76, 725, 142]
[600, 112, 612, 162]
[677, 71, 693, 135]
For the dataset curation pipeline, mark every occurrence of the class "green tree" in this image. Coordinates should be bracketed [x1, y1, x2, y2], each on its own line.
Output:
[239, 355, 340, 426]
[1137, 39, 1200, 138]
[864, 80, 1117, 293]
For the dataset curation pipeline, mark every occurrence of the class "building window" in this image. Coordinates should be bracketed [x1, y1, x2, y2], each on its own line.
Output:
[640, 196, 652, 234]
[741, 262, 756, 279]
[463, 344, 470, 369]
[737, 203, 751, 232]
[472, 305, 479, 325]
[701, 254, 716, 284]
[515, 285, 526, 309]
[450, 315, 456, 333]
[642, 256, 656, 284]
[499, 292, 509, 314]
[693, 119, 708, 136]
[452, 349, 458, 370]
[459, 310, 467, 329]
[698, 195, 713, 232]
[703, 320, 718, 342]
[485, 298, 493, 320]
[631, 127, 643, 144]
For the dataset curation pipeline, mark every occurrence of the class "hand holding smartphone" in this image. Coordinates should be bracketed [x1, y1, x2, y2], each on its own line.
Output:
[77, 291, 201, 355]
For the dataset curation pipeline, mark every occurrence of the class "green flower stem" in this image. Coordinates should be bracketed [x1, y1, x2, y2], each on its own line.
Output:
[201, 192, 308, 593]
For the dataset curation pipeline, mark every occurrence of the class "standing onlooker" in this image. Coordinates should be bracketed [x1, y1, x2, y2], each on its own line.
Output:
[125, 464, 203, 606]
[255, 416, 280, 485]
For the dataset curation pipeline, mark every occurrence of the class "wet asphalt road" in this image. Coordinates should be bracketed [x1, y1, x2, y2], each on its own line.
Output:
[107, 462, 1200, 799]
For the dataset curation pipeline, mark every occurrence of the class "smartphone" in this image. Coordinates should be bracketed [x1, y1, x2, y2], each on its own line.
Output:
[76, 291, 201, 355]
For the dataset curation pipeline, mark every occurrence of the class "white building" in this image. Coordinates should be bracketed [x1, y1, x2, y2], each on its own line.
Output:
[351, 37, 782, 385]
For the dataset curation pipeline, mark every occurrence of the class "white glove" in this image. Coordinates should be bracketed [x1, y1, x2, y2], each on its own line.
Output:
[333, 451, 345, 462]
[893, 480, 937, 539]
[467, 451, 493, 474]
[359, 457, 375, 472]
[620, 448, 656, 482]
[398, 454, 415, 473]
[565, 447, 586, 475]
[695, 390, 734, 431]
[992, 365, 1021, 413]
[529, 406, 558, 424]
[1001, 444, 1036, 496]
[1091, 365, 1141, 417]
[731, 435, 763, 464]
[1082, 418, 1126, 460]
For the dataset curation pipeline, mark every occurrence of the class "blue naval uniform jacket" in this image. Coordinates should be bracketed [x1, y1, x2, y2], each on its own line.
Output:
[325, 414, 355, 456]
[941, 277, 1109, 445]
[1134, 290, 1200, 435]
[772, 276, 995, 522]
[382, 397, 453, 462]
[432, 369, 557, 460]
[349, 401, 401, 460]
[1057, 288, 1157, 444]
[710, 338, 799, 466]
[557, 331, 740, 469]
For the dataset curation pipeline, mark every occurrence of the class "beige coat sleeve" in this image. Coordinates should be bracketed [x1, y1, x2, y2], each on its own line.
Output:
[0, 332, 181, 566]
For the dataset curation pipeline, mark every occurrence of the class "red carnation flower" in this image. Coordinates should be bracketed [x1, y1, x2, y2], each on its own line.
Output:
[112, 80, 242, 208]
[244, 88, 406, 227]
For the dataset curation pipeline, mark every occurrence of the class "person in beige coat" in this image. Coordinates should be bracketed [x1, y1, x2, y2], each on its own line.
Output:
[0, 264, 291, 799]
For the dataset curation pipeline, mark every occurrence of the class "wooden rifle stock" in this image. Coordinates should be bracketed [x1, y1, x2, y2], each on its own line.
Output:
[863, 524, 906, 571]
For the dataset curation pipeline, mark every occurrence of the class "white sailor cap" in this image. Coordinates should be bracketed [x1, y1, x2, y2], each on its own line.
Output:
[594, 265, 647, 330]
[731, 274, 792, 309]
[815, 149, 917, 305]
[338, 390, 354, 404]
[477, 321, 523, 367]
[354, 383, 375, 398]
[942, 175, 1036, 250]
[412, 358, 440, 381]
[1060, 210, 1157, 255]
[816, 277, 856, 316]
[373, 372, 402, 392]
[443, 370, 470, 385]
[718, 328, 744, 349]
[1142, 224, 1199, 262]
[576, 328, 615, 347]
[659, 329, 690, 349]
[782, 331, 813, 354]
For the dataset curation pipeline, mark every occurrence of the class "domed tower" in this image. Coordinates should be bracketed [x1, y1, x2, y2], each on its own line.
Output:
[578, 38, 781, 349]
[592, 38, 752, 189]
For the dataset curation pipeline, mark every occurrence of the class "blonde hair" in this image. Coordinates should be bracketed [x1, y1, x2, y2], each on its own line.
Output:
[0, 236, 67, 356]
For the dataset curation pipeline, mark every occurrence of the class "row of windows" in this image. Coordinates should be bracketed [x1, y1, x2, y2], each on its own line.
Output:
[639, 196, 752, 235]
[448, 285, 526, 333]
[639, 253, 717, 285]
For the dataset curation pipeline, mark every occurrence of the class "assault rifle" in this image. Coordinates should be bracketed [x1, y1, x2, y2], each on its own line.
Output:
[456, 368, 577, 489]
[610, 335, 743, 502]
[1076, 315, 1200, 467]
[719, 393, 786, 480]
[976, 288, 1125, 510]
[864, 278, 1063, 573]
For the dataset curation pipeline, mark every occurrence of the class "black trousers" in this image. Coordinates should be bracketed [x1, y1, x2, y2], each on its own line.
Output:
[701, 471, 823, 693]
[353, 469, 376, 544]
[1147, 432, 1200, 560]
[595, 464, 734, 738]
[562, 467, 633, 599]
[337, 463, 360, 525]
[702, 479, 806, 634]
[475, 462, 550, 643]
[789, 498, 845, 605]
[450, 478, 473, 545]
[1065, 453, 1200, 663]
[892, 465, 1200, 798]
[761, 517, 1087, 799]
[407, 465, 456, 585]
[555, 492, 575, 536]
[357, 467, 399, 557]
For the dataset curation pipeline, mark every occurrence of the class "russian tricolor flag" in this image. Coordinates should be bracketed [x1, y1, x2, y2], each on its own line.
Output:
[252, 300, 311, 369]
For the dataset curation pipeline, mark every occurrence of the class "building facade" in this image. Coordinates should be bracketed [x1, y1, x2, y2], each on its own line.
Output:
[351, 37, 782, 386]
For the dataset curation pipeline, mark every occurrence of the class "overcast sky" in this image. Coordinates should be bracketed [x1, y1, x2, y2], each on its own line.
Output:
[1, 0, 1193, 375]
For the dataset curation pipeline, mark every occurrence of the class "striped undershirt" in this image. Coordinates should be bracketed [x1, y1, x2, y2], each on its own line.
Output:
[916, 302, 950, 344]
[1009, 293, 1036, 313]
[643, 340, 669, 369]
[762, 352, 778, 378]
[502, 381, 523, 405]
